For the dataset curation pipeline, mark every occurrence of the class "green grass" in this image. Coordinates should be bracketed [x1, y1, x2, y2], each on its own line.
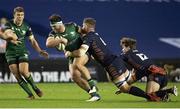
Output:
[0, 82, 179, 108]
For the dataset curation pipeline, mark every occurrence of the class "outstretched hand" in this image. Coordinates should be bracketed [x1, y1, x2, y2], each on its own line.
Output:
[11, 40, 22, 45]
[40, 50, 49, 59]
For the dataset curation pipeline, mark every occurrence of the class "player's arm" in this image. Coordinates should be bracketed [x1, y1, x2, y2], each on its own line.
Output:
[65, 44, 89, 57]
[27, 26, 49, 58]
[65, 34, 91, 57]
[3, 29, 18, 41]
[2, 22, 19, 41]
[46, 34, 68, 48]
[0, 31, 7, 40]
[29, 35, 49, 59]
[3, 29, 22, 45]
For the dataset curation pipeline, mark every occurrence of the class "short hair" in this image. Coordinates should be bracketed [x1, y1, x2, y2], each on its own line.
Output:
[83, 17, 96, 27]
[49, 14, 62, 24]
[120, 37, 137, 49]
[14, 7, 24, 14]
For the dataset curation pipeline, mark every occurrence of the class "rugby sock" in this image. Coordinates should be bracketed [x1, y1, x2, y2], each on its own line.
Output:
[88, 79, 96, 89]
[155, 88, 173, 98]
[90, 92, 100, 97]
[18, 79, 33, 96]
[129, 86, 150, 99]
[25, 75, 38, 91]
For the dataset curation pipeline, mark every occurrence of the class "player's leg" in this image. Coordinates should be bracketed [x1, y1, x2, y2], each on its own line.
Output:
[9, 63, 34, 99]
[19, 62, 43, 97]
[6, 55, 34, 99]
[114, 70, 158, 100]
[73, 55, 100, 101]
[146, 81, 160, 93]
[146, 74, 178, 100]
[73, 54, 98, 91]
[69, 63, 90, 92]
[106, 57, 160, 101]
[115, 69, 137, 95]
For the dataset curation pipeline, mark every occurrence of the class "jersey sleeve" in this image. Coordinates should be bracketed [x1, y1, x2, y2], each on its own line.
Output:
[72, 23, 80, 32]
[82, 34, 93, 46]
[26, 26, 33, 36]
[48, 31, 55, 38]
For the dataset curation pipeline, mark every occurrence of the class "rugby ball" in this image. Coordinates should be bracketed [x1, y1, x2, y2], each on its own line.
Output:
[56, 43, 65, 51]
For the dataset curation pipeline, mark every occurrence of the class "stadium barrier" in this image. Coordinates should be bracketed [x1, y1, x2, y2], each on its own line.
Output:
[0, 58, 180, 83]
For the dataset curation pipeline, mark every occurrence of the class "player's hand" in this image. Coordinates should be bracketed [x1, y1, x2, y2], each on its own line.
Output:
[55, 36, 68, 45]
[115, 90, 122, 95]
[11, 40, 22, 45]
[65, 51, 72, 58]
[60, 37, 68, 45]
[5, 31, 18, 41]
[39, 50, 49, 59]
[7, 35, 18, 41]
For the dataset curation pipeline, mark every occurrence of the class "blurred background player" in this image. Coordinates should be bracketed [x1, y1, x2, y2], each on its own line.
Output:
[117, 37, 178, 101]
[46, 14, 100, 101]
[65, 17, 162, 101]
[3, 7, 49, 99]
[0, 17, 8, 78]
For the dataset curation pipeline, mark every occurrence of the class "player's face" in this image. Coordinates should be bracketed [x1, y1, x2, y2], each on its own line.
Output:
[14, 12, 24, 24]
[81, 23, 88, 33]
[122, 45, 130, 53]
[51, 24, 64, 33]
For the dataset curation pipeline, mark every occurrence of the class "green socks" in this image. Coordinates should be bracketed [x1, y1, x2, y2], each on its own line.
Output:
[88, 79, 96, 89]
[25, 75, 38, 91]
[18, 79, 33, 96]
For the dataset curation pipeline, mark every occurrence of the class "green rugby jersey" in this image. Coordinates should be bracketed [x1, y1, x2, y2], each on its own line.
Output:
[48, 22, 82, 52]
[4, 20, 33, 55]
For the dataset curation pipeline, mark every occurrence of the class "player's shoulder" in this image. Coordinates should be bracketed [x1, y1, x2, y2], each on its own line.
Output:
[23, 21, 31, 28]
[65, 22, 77, 27]
[132, 49, 146, 55]
[87, 32, 99, 36]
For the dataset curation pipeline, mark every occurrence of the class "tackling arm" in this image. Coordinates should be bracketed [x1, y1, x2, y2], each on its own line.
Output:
[65, 44, 89, 57]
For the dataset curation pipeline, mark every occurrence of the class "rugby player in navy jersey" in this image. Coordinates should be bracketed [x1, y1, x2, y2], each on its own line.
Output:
[116, 37, 178, 101]
[65, 17, 162, 101]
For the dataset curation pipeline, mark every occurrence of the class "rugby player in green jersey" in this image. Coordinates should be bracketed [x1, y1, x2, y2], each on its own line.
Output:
[3, 7, 49, 99]
[46, 14, 100, 101]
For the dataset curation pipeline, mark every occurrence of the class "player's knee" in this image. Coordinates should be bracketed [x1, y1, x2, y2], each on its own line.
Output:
[114, 79, 130, 93]
[71, 71, 81, 81]
[74, 63, 83, 70]
[120, 85, 131, 93]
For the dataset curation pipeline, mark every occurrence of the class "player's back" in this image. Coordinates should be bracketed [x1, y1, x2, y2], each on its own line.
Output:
[122, 49, 153, 69]
[84, 32, 117, 67]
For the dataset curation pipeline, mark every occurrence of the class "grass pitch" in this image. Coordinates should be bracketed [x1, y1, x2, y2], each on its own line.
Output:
[0, 82, 179, 108]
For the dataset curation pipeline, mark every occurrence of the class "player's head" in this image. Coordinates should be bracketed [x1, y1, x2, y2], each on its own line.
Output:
[82, 17, 96, 34]
[0, 17, 7, 25]
[49, 14, 64, 32]
[120, 37, 137, 53]
[13, 7, 24, 24]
